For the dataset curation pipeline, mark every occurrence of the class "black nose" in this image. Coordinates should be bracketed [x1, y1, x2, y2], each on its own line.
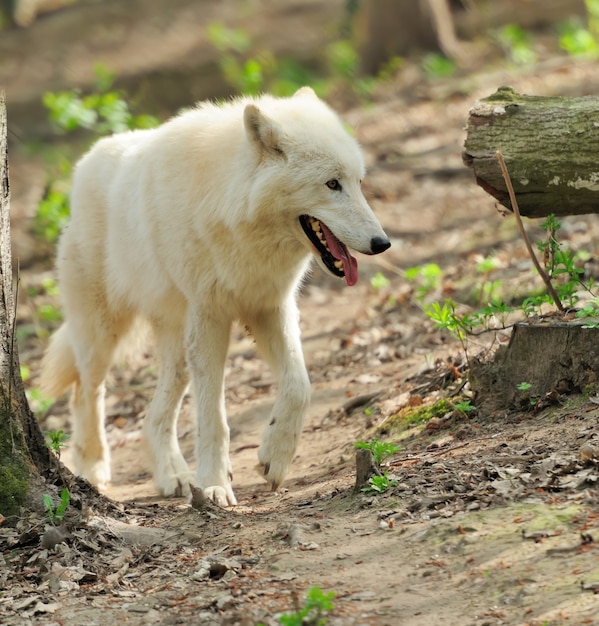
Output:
[370, 236, 391, 255]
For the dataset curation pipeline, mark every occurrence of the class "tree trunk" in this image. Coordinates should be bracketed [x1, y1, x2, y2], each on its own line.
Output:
[0, 93, 54, 519]
[354, 0, 459, 74]
[463, 86, 599, 218]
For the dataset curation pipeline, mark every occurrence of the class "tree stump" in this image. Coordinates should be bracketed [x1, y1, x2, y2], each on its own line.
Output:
[463, 86, 599, 218]
[470, 318, 599, 409]
[354, 448, 382, 493]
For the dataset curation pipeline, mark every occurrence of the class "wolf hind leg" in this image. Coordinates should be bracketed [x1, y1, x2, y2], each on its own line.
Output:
[68, 312, 134, 490]
[143, 320, 193, 497]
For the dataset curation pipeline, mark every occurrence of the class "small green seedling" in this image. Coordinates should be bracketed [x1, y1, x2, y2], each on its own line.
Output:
[516, 382, 532, 392]
[361, 472, 398, 495]
[277, 586, 336, 626]
[45, 430, 70, 461]
[354, 438, 400, 466]
[516, 382, 539, 408]
[43, 488, 71, 525]
[453, 400, 477, 416]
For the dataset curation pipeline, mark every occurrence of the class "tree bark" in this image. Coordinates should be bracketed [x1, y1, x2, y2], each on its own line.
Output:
[463, 86, 599, 218]
[0, 93, 54, 519]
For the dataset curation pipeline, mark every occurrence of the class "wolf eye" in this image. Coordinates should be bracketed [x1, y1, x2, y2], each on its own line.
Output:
[326, 179, 341, 191]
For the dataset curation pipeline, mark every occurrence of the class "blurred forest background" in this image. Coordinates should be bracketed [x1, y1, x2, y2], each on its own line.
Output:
[0, 0, 594, 266]
[5, 4, 599, 624]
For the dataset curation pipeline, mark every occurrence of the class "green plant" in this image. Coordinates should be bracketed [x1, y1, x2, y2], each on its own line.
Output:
[207, 23, 401, 101]
[37, 65, 159, 244]
[207, 22, 329, 97]
[425, 299, 471, 342]
[559, 0, 599, 58]
[536, 215, 594, 309]
[40, 277, 59, 297]
[28, 388, 55, 416]
[45, 429, 70, 460]
[515, 382, 539, 408]
[405, 263, 442, 302]
[43, 65, 159, 135]
[521, 293, 552, 317]
[35, 182, 71, 243]
[575, 300, 599, 327]
[207, 22, 292, 96]
[42, 487, 71, 525]
[325, 39, 379, 98]
[495, 24, 537, 64]
[421, 53, 456, 79]
[453, 400, 477, 415]
[422, 212, 599, 364]
[370, 271, 391, 290]
[277, 586, 336, 626]
[361, 472, 398, 494]
[474, 255, 503, 305]
[354, 438, 400, 466]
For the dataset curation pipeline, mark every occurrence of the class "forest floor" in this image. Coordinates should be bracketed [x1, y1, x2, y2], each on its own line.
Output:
[3, 49, 599, 626]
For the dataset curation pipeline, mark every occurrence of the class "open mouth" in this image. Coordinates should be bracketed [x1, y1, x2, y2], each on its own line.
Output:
[299, 215, 358, 286]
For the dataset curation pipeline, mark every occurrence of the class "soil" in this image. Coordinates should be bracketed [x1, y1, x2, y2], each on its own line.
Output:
[3, 42, 599, 626]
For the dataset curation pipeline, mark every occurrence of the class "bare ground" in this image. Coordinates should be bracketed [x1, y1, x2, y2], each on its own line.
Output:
[3, 55, 599, 625]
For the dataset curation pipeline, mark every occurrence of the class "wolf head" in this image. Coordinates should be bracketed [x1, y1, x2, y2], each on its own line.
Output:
[244, 87, 390, 286]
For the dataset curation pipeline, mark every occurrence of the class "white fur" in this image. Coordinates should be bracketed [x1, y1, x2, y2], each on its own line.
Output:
[41, 88, 389, 506]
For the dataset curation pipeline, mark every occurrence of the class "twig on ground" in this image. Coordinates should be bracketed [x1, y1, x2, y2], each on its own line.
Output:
[342, 392, 382, 413]
[495, 150, 564, 312]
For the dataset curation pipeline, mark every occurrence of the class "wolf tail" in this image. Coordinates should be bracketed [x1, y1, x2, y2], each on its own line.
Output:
[40, 324, 79, 397]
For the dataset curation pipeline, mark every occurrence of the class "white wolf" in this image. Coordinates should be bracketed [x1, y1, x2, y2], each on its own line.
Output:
[41, 87, 390, 506]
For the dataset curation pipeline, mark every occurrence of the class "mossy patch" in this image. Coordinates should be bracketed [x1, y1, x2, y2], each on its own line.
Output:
[377, 398, 455, 435]
[0, 464, 29, 517]
[0, 408, 30, 518]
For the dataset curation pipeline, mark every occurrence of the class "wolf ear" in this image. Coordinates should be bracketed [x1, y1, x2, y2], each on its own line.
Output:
[244, 104, 285, 158]
[293, 86, 317, 99]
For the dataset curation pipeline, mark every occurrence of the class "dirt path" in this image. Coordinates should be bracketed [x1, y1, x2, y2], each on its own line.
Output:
[4, 56, 599, 625]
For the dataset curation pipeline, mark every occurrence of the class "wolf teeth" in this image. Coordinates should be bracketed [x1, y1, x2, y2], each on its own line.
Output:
[309, 217, 328, 248]
[334, 260, 343, 269]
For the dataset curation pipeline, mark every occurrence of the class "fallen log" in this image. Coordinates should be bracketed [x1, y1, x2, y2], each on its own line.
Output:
[463, 86, 599, 218]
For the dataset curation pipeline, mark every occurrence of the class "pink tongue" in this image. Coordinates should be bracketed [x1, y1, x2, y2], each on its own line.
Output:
[320, 223, 359, 286]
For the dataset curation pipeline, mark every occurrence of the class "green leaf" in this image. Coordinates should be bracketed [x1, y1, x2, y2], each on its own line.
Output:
[55, 488, 71, 521]
[370, 272, 390, 290]
[42, 493, 54, 513]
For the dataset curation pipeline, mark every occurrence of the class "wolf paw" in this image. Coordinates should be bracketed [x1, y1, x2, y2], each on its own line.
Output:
[200, 485, 238, 508]
[155, 470, 194, 498]
[255, 459, 287, 491]
[76, 457, 111, 491]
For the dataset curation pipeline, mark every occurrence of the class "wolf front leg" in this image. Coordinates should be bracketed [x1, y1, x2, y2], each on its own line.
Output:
[248, 301, 311, 491]
[186, 309, 237, 507]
